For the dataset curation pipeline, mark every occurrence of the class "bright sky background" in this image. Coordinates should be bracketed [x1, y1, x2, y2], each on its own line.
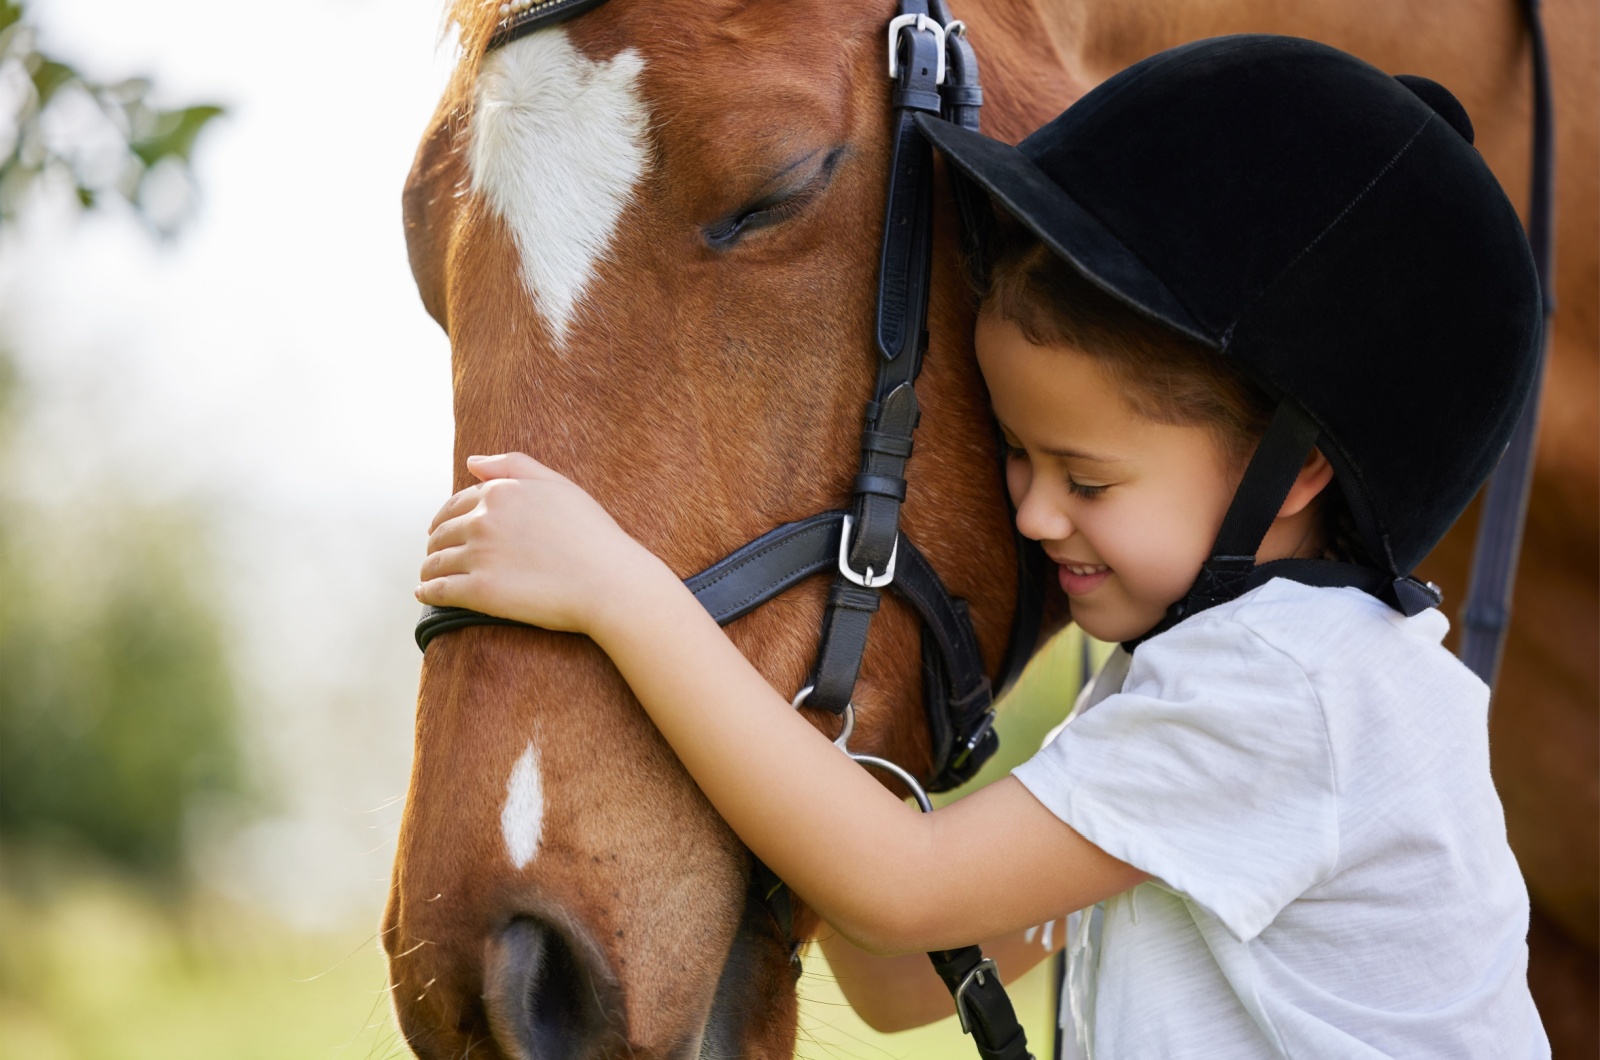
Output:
[6, 0, 466, 927]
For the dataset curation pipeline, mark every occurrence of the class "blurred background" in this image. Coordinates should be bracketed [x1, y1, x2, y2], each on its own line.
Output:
[0, 2, 1097, 1056]
[0, 0, 454, 1055]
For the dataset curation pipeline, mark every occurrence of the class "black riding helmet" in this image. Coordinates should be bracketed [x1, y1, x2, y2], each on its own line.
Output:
[916, 34, 1542, 643]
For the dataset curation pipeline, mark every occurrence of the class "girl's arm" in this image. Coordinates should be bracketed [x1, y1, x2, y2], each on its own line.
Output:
[818, 924, 1065, 1032]
[418, 454, 1146, 954]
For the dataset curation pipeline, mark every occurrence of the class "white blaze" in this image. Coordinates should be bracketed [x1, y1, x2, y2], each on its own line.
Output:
[501, 741, 545, 869]
[468, 29, 649, 345]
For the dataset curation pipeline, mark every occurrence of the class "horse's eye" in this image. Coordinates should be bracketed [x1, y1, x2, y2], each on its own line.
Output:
[704, 146, 846, 250]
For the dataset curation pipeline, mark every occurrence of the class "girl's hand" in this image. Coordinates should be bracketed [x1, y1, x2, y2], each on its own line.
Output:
[415, 452, 661, 634]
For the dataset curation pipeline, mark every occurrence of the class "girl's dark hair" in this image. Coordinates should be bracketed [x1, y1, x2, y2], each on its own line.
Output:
[972, 219, 1368, 564]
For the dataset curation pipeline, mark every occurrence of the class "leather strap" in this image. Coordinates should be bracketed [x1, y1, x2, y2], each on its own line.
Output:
[685, 513, 843, 624]
[1458, 0, 1555, 694]
[808, 9, 947, 714]
[1247, 559, 1441, 615]
[928, 946, 1034, 1060]
[488, 0, 611, 49]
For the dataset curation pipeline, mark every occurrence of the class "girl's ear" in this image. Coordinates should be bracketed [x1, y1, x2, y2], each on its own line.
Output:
[1278, 447, 1335, 519]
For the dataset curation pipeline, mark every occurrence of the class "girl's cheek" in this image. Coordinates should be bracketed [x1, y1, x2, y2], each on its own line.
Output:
[1005, 459, 1032, 510]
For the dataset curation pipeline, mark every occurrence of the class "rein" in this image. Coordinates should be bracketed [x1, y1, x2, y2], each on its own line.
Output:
[1458, 0, 1556, 697]
[417, 2, 1037, 1056]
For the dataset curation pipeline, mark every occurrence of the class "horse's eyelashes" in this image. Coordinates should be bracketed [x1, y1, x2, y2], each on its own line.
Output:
[704, 145, 849, 251]
[704, 193, 811, 248]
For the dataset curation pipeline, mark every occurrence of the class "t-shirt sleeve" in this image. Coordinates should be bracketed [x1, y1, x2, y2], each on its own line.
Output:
[1012, 615, 1339, 942]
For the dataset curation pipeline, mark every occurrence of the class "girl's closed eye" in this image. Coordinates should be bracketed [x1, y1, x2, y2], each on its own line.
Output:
[1066, 477, 1109, 500]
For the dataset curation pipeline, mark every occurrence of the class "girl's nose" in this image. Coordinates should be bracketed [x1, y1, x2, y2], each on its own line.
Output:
[1013, 479, 1073, 544]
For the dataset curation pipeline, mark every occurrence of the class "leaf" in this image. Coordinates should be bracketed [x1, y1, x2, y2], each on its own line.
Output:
[0, 1, 21, 35]
[29, 57, 74, 105]
[129, 104, 223, 167]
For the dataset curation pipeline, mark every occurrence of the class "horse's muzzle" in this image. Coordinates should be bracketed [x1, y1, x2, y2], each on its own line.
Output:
[483, 915, 628, 1060]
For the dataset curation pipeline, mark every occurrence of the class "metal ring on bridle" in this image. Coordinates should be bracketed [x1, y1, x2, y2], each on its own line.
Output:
[791, 685, 933, 812]
[847, 752, 934, 813]
[791, 685, 856, 749]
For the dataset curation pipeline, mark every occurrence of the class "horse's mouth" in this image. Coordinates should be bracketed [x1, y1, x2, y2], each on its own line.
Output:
[691, 879, 802, 1059]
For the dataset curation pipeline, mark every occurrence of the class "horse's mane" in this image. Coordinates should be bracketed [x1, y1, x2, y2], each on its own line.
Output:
[442, 1, 504, 105]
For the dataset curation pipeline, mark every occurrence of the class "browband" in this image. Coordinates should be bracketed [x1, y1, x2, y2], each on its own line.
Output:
[488, 0, 609, 49]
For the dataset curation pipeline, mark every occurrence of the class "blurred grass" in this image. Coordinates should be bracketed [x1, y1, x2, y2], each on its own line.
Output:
[796, 943, 1058, 1060]
[0, 855, 403, 1060]
[0, 627, 1104, 1060]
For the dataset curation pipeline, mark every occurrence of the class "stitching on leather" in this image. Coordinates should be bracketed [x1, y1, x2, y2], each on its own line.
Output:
[696, 521, 840, 617]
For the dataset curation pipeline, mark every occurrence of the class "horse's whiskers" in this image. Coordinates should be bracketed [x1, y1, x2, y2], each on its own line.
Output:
[390, 937, 435, 961]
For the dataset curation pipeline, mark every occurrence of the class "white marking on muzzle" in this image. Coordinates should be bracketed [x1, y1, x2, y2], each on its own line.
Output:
[502, 741, 545, 869]
[468, 29, 649, 346]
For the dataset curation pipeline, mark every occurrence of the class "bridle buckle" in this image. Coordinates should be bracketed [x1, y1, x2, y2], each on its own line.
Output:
[953, 956, 1000, 1034]
[886, 12, 946, 84]
[839, 513, 899, 588]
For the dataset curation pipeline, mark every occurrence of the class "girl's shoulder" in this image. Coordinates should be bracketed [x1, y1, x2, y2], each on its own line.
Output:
[1134, 576, 1485, 736]
[1202, 576, 1466, 682]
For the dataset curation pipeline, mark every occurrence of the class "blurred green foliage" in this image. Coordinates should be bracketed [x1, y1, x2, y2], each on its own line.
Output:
[0, 0, 224, 234]
[0, 348, 248, 878]
[0, 0, 240, 881]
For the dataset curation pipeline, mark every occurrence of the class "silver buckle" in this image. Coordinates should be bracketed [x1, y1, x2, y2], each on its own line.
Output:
[886, 13, 946, 84]
[953, 957, 999, 1035]
[838, 513, 898, 589]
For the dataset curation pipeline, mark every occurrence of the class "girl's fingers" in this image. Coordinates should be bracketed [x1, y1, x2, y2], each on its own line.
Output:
[414, 572, 474, 607]
[467, 451, 559, 483]
[429, 486, 480, 533]
[424, 511, 474, 555]
[419, 543, 473, 582]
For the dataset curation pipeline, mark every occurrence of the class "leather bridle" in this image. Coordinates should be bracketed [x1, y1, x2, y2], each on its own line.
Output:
[415, 1, 1039, 1056]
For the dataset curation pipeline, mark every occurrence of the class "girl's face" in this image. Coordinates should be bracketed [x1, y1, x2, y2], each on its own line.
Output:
[976, 311, 1241, 644]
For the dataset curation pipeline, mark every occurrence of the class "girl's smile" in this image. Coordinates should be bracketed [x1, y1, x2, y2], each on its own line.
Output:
[1056, 561, 1112, 596]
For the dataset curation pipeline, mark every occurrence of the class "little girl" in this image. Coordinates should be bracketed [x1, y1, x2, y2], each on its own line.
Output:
[416, 36, 1548, 1057]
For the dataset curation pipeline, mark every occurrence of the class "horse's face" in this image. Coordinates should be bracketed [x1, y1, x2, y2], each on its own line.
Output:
[386, 2, 1059, 1056]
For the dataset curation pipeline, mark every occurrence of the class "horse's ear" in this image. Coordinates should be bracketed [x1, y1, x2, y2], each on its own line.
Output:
[1395, 74, 1475, 145]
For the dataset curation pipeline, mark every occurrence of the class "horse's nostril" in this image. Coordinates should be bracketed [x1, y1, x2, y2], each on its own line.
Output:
[484, 917, 625, 1060]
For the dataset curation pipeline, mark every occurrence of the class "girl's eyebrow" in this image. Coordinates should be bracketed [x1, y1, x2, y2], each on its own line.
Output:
[1041, 445, 1118, 463]
[995, 419, 1119, 464]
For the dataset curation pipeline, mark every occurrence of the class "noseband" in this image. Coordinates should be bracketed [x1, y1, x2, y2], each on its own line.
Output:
[415, 2, 1039, 1056]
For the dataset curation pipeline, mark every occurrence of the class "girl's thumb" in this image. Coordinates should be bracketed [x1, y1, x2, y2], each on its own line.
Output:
[467, 452, 547, 481]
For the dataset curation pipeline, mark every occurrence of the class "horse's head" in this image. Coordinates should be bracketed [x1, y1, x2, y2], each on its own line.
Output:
[386, 2, 1072, 1056]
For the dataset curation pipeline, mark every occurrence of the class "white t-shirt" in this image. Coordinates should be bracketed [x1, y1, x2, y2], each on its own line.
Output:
[1012, 578, 1548, 1059]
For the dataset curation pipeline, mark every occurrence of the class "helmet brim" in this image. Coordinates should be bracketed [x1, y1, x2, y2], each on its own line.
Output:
[915, 112, 1211, 347]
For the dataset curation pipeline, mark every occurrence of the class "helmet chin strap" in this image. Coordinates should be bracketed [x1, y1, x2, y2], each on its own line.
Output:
[1122, 400, 1440, 651]
[1182, 401, 1324, 614]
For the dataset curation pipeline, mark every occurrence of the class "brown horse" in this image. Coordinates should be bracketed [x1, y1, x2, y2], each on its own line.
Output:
[386, 1, 1597, 1057]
